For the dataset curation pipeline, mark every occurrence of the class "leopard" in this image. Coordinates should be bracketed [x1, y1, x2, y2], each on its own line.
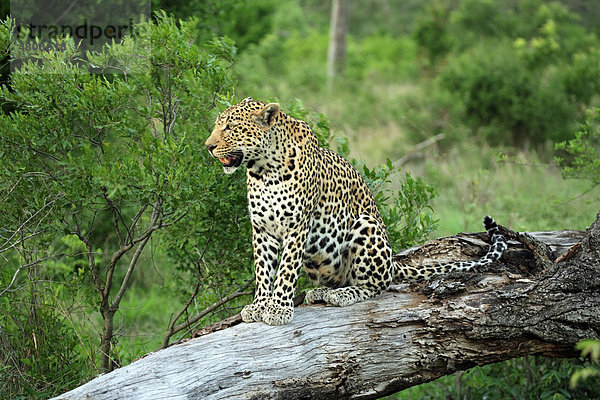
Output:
[205, 97, 507, 326]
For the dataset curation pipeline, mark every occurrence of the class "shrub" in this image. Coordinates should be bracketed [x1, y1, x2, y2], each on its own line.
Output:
[437, 41, 575, 144]
[347, 34, 418, 82]
[556, 107, 600, 187]
[562, 49, 600, 105]
[413, 0, 451, 66]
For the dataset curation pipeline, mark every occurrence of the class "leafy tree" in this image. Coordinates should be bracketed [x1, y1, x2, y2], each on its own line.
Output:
[0, 12, 238, 392]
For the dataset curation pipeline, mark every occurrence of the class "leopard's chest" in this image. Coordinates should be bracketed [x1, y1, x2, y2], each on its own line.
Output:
[247, 176, 306, 238]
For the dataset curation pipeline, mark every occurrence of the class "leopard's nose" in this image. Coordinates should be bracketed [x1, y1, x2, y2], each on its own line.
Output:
[206, 143, 217, 154]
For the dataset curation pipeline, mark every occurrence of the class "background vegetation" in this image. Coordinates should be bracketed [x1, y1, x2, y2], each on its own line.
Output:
[1, 0, 599, 398]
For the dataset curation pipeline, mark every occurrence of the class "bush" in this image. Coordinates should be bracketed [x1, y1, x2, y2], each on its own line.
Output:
[562, 49, 600, 105]
[153, 0, 279, 51]
[0, 286, 92, 398]
[413, 0, 451, 66]
[556, 107, 600, 187]
[437, 41, 576, 144]
[347, 34, 418, 82]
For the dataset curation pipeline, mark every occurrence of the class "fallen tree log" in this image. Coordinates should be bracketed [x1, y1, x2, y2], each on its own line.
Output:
[54, 214, 600, 400]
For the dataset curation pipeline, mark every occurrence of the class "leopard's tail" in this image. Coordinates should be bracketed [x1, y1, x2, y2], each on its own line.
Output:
[393, 216, 508, 282]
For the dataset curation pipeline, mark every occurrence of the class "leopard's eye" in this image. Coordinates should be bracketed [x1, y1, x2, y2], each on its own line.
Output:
[225, 123, 232, 131]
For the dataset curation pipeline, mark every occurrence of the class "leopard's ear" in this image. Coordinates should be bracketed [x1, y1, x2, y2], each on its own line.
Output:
[241, 97, 253, 103]
[255, 102, 280, 129]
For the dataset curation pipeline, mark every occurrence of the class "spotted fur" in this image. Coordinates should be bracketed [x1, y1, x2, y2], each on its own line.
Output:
[205, 98, 507, 325]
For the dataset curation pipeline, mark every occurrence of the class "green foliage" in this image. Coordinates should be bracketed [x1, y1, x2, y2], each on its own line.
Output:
[562, 49, 600, 105]
[0, 289, 92, 398]
[361, 162, 437, 250]
[576, 339, 600, 361]
[1, 11, 238, 392]
[571, 339, 600, 389]
[556, 107, 600, 187]
[408, 0, 600, 146]
[159, 159, 253, 313]
[346, 0, 426, 37]
[413, 1, 451, 66]
[437, 40, 576, 144]
[236, 32, 419, 132]
[450, 0, 509, 40]
[347, 34, 418, 82]
[152, 0, 279, 51]
[391, 356, 600, 400]
[385, 171, 437, 249]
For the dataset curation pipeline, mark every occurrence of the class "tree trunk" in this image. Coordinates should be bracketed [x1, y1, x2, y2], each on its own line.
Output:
[53, 216, 600, 400]
[327, 0, 348, 89]
[99, 308, 116, 373]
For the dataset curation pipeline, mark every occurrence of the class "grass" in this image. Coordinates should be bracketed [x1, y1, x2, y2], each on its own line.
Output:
[423, 142, 598, 236]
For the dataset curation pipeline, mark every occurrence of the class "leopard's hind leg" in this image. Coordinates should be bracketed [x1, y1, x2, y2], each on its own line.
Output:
[305, 215, 394, 307]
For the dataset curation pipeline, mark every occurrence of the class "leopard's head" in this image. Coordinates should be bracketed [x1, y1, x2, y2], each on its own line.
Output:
[205, 97, 280, 174]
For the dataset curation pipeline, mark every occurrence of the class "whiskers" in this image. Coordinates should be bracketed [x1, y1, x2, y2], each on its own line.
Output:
[232, 145, 270, 153]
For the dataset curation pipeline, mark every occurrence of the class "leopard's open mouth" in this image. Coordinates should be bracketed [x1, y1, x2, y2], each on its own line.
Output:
[218, 151, 243, 168]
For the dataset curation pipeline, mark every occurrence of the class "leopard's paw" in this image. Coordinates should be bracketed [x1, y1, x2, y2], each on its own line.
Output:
[305, 287, 330, 304]
[323, 287, 360, 307]
[261, 300, 294, 326]
[241, 301, 266, 323]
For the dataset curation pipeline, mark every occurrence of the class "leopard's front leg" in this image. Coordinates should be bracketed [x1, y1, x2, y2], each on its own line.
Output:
[241, 228, 279, 323]
[261, 228, 308, 326]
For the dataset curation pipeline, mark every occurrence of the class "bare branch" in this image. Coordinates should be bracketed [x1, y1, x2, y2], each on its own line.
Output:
[393, 133, 445, 167]
[0, 256, 55, 297]
[161, 281, 200, 349]
[1, 137, 61, 162]
[167, 98, 179, 136]
[105, 198, 163, 311]
[163, 279, 253, 348]
[129, 204, 149, 243]
[0, 175, 23, 204]
[110, 231, 151, 312]
[0, 194, 59, 254]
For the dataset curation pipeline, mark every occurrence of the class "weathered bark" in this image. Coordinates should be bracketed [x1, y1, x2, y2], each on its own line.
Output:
[53, 216, 600, 400]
